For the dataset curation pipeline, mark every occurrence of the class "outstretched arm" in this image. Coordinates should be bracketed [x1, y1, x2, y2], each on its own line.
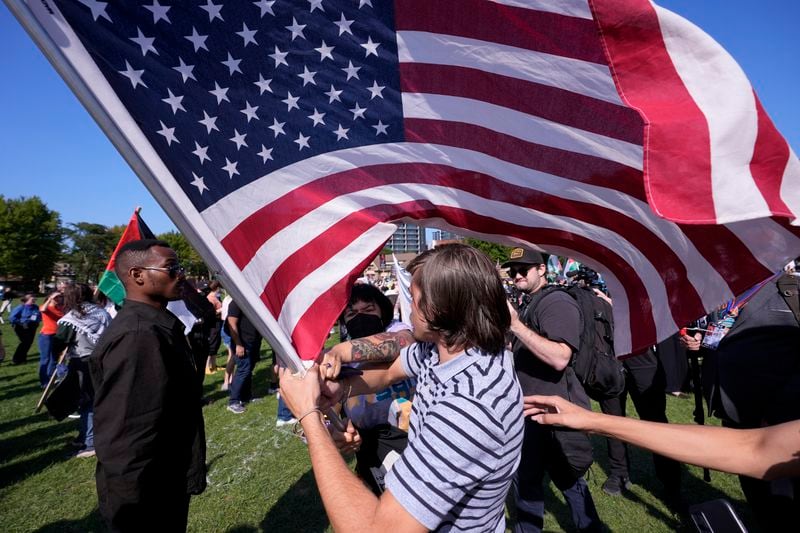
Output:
[279, 366, 427, 533]
[524, 395, 800, 481]
[319, 330, 415, 379]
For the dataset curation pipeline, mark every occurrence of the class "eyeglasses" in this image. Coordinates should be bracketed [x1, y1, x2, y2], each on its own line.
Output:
[137, 264, 185, 277]
[508, 266, 530, 278]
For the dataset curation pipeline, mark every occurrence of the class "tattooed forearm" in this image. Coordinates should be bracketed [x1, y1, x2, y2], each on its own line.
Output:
[349, 331, 413, 363]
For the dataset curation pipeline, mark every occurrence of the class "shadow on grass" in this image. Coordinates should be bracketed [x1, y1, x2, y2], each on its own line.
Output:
[203, 387, 232, 406]
[33, 506, 104, 533]
[590, 433, 753, 532]
[0, 411, 50, 435]
[0, 381, 43, 402]
[0, 420, 76, 490]
[543, 478, 583, 532]
[258, 468, 329, 532]
[200, 351, 278, 407]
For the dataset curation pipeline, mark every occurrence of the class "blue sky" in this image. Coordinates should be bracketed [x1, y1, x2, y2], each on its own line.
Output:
[0, 1, 797, 236]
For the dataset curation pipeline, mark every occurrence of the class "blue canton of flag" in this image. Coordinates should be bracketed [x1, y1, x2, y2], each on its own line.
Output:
[56, 0, 404, 211]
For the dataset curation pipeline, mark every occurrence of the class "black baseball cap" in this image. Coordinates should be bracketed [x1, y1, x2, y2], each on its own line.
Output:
[502, 247, 545, 268]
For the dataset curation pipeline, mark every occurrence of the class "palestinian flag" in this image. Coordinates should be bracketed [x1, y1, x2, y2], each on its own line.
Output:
[97, 209, 156, 305]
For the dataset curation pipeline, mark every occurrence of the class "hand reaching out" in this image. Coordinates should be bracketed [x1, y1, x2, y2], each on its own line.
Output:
[522, 395, 596, 431]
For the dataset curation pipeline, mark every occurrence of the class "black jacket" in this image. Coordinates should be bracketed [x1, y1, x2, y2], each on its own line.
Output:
[90, 300, 206, 530]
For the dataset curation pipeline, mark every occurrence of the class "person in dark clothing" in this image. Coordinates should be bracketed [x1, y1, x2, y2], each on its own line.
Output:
[656, 332, 690, 395]
[205, 280, 223, 373]
[180, 280, 217, 387]
[226, 300, 263, 414]
[9, 294, 40, 364]
[504, 248, 601, 533]
[682, 271, 800, 532]
[89, 239, 206, 533]
[599, 345, 683, 506]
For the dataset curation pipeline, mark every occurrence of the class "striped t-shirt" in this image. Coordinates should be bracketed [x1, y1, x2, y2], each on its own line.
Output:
[385, 343, 524, 532]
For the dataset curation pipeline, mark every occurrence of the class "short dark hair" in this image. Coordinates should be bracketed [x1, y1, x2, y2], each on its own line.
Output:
[347, 283, 394, 327]
[115, 239, 172, 281]
[412, 244, 510, 354]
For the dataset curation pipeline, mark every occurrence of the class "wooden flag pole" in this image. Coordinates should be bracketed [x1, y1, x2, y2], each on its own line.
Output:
[35, 349, 68, 413]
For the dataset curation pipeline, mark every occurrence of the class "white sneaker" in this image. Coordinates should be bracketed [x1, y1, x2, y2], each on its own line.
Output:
[275, 417, 297, 427]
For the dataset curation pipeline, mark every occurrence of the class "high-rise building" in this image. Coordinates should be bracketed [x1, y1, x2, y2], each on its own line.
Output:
[387, 222, 426, 253]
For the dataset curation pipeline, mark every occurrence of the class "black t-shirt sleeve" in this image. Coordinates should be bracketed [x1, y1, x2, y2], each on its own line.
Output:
[227, 301, 241, 319]
[531, 291, 581, 353]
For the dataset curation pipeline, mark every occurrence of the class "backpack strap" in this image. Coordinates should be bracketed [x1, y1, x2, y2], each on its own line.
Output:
[520, 285, 568, 329]
[776, 274, 800, 326]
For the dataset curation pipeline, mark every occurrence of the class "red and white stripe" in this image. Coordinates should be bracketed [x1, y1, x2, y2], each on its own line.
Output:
[200, 0, 800, 357]
[19, 0, 799, 362]
[594, 0, 800, 224]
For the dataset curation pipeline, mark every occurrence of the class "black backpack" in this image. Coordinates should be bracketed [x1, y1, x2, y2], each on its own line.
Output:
[528, 285, 625, 400]
[565, 285, 625, 400]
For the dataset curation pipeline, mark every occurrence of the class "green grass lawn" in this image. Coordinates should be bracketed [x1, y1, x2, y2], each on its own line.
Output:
[0, 319, 754, 532]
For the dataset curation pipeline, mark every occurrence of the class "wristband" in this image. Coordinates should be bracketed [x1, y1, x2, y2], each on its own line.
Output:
[297, 407, 323, 424]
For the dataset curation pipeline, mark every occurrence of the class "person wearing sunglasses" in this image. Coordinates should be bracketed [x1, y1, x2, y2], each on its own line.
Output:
[503, 247, 602, 533]
[89, 239, 206, 532]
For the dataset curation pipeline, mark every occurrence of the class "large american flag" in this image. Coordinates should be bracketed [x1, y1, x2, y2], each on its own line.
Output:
[9, 0, 800, 365]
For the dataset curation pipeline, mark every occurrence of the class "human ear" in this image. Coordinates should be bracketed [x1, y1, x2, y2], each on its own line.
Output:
[129, 267, 146, 286]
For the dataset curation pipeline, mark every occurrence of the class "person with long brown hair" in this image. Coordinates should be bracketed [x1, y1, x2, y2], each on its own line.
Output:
[280, 244, 523, 532]
[57, 283, 111, 458]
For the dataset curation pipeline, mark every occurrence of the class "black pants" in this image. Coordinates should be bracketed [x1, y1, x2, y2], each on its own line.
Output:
[12, 325, 36, 364]
[355, 424, 409, 495]
[513, 418, 601, 533]
[208, 319, 222, 355]
[97, 473, 191, 533]
[600, 350, 681, 497]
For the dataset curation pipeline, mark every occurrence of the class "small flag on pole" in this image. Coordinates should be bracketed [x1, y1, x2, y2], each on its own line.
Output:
[97, 208, 156, 306]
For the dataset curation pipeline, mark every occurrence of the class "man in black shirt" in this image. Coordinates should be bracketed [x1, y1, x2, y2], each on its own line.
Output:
[684, 272, 800, 531]
[504, 248, 601, 533]
[90, 239, 206, 532]
[226, 300, 262, 414]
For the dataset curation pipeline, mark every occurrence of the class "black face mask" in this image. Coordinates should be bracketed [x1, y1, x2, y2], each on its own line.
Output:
[345, 313, 385, 339]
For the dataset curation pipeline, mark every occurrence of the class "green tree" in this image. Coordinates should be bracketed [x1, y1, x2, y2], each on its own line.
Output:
[64, 222, 118, 284]
[107, 224, 126, 248]
[464, 238, 513, 264]
[157, 231, 209, 277]
[0, 195, 63, 285]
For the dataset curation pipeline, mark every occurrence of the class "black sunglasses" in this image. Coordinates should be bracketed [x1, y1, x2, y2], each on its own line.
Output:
[137, 264, 186, 277]
[508, 266, 530, 277]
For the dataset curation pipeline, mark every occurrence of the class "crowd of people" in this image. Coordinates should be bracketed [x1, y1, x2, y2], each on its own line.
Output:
[1, 239, 798, 532]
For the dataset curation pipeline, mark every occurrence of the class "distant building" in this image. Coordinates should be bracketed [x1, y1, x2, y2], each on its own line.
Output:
[387, 222, 426, 253]
[430, 230, 462, 242]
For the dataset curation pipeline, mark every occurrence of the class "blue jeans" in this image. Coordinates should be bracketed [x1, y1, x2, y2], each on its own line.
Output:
[229, 340, 259, 404]
[513, 419, 601, 533]
[277, 395, 294, 421]
[38, 333, 57, 387]
[77, 403, 94, 449]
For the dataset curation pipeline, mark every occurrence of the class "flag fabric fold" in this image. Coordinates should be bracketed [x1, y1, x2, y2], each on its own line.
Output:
[97, 209, 156, 306]
[392, 252, 412, 328]
[9, 0, 800, 359]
